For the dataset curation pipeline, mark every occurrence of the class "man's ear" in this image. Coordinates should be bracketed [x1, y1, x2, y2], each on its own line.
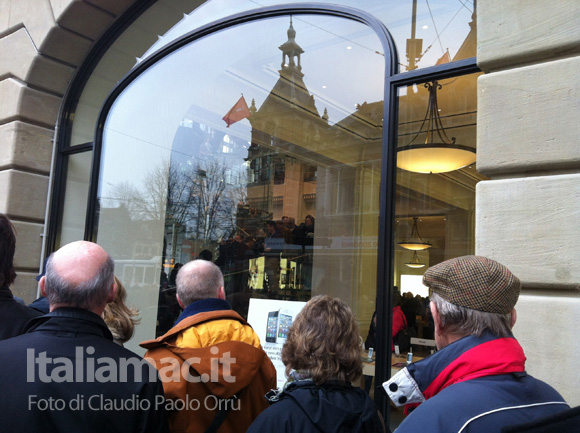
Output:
[430, 301, 443, 334]
[218, 286, 226, 300]
[176, 294, 186, 309]
[39, 276, 47, 298]
[106, 281, 118, 304]
[510, 308, 517, 329]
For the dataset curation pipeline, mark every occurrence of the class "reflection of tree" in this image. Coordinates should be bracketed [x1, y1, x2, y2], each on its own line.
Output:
[187, 159, 229, 241]
[108, 158, 246, 246]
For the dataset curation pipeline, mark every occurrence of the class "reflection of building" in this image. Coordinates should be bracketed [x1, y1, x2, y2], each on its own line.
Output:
[246, 19, 327, 224]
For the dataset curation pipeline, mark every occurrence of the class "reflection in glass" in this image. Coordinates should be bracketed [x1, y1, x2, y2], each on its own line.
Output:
[96, 15, 385, 354]
[57, 152, 92, 247]
[143, 0, 476, 71]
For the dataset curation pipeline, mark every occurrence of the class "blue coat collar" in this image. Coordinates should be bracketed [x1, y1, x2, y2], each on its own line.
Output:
[175, 298, 232, 324]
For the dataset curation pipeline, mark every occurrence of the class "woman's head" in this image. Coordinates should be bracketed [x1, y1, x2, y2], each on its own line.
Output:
[282, 295, 362, 385]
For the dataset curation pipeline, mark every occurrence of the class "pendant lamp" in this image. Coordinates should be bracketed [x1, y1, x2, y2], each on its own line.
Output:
[405, 251, 426, 268]
[398, 217, 431, 250]
[397, 81, 476, 174]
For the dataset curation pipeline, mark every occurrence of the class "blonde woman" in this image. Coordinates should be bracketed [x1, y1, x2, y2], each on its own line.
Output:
[102, 276, 140, 345]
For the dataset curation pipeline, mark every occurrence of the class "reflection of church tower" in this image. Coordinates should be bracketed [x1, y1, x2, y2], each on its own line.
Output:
[244, 18, 328, 224]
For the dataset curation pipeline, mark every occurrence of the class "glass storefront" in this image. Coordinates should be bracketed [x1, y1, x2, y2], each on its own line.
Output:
[49, 0, 481, 422]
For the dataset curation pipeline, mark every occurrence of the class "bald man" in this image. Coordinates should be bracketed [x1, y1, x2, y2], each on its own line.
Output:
[0, 241, 168, 433]
[141, 259, 276, 433]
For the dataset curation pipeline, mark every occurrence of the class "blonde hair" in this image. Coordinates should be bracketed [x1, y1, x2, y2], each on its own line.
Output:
[103, 276, 140, 344]
[282, 295, 362, 385]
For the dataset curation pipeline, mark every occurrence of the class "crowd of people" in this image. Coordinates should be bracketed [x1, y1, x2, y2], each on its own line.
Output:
[155, 215, 316, 336]
[0, 212, 576, 432]
[214, 215, 316, 296]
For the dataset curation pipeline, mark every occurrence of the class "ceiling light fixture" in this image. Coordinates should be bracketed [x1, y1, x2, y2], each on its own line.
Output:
[405, 251, 426, 268]
[398, 217, 432, 250]
[397, 81, 476, 174]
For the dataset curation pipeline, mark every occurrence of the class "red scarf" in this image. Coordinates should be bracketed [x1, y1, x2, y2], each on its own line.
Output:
[423, 337, 526, 399]
[404, 336, 526, 415]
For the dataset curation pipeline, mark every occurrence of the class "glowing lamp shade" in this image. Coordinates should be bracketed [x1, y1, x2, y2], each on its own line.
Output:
[397, 144, 476, 174]
[398, 81, 475, 174]
[398, 241, 431, 251]
[398, 217, 431, 250]
[405, 251, 426, 268]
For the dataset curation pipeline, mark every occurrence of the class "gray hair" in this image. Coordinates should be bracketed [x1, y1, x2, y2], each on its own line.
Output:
[176, 260, 224, 307]
[44, 253, 115, 310]
[430, 292, 513, 338]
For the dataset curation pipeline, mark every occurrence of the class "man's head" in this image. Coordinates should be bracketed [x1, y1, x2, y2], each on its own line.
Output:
[40, 241, 116, 314]
[265, 221, 276, 234]
[423, 255, 521, 349]
[0, 214, 17, 288]
[176, 260, 225, 308]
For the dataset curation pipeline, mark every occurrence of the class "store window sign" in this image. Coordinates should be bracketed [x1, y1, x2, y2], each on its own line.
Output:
[247, 298, 306, 388]
[331, 237, 379, 249]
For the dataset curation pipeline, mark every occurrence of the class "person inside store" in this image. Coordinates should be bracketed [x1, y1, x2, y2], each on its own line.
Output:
[263, 220, 284, 295]
[0, 240, 167, 432]
[297, 215, 315, 290]
[141, 259, 276, 433]
[364, 291, 408, 393]
[384, 255, 569, 432]
[0, 213, 42, 340]
[247, 295, 386, 433]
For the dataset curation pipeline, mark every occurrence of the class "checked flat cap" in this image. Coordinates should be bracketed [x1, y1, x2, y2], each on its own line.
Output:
[423, 255, 521, 314]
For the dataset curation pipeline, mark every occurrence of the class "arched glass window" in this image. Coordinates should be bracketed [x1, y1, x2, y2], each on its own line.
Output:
[95, 13, 389, 365]
[51, 1, 476, 251]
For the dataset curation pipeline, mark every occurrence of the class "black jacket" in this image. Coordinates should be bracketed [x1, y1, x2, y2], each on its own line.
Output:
[0, 287, 42, 341]
[0, 308, 168, 433]
[247, 380, 385, 433]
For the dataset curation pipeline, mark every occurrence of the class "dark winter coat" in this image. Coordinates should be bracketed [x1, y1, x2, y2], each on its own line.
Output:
[385, 332, 569, 433]
[0, 287, 42, 341]
[0, 308, 168, 433]
[247, 380, 385, 433]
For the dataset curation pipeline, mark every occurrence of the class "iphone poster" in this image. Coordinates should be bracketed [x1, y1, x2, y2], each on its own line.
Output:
[247, 298, 307, 388]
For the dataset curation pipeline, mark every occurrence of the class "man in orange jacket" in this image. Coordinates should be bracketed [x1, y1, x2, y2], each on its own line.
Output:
[141, 259, 276, 433]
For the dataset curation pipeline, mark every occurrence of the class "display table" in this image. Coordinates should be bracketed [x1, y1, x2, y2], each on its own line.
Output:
[361, 351, 424, 378]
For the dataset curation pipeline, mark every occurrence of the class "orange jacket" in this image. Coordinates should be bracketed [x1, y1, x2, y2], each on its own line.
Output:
[141, 309, 276, 433]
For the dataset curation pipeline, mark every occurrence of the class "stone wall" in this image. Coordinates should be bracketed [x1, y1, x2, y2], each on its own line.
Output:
[476, 0, 580, 405]
[0, 0, 134, 301]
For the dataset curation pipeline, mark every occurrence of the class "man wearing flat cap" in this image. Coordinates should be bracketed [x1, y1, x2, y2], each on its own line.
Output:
[385, 256, 569, 433]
